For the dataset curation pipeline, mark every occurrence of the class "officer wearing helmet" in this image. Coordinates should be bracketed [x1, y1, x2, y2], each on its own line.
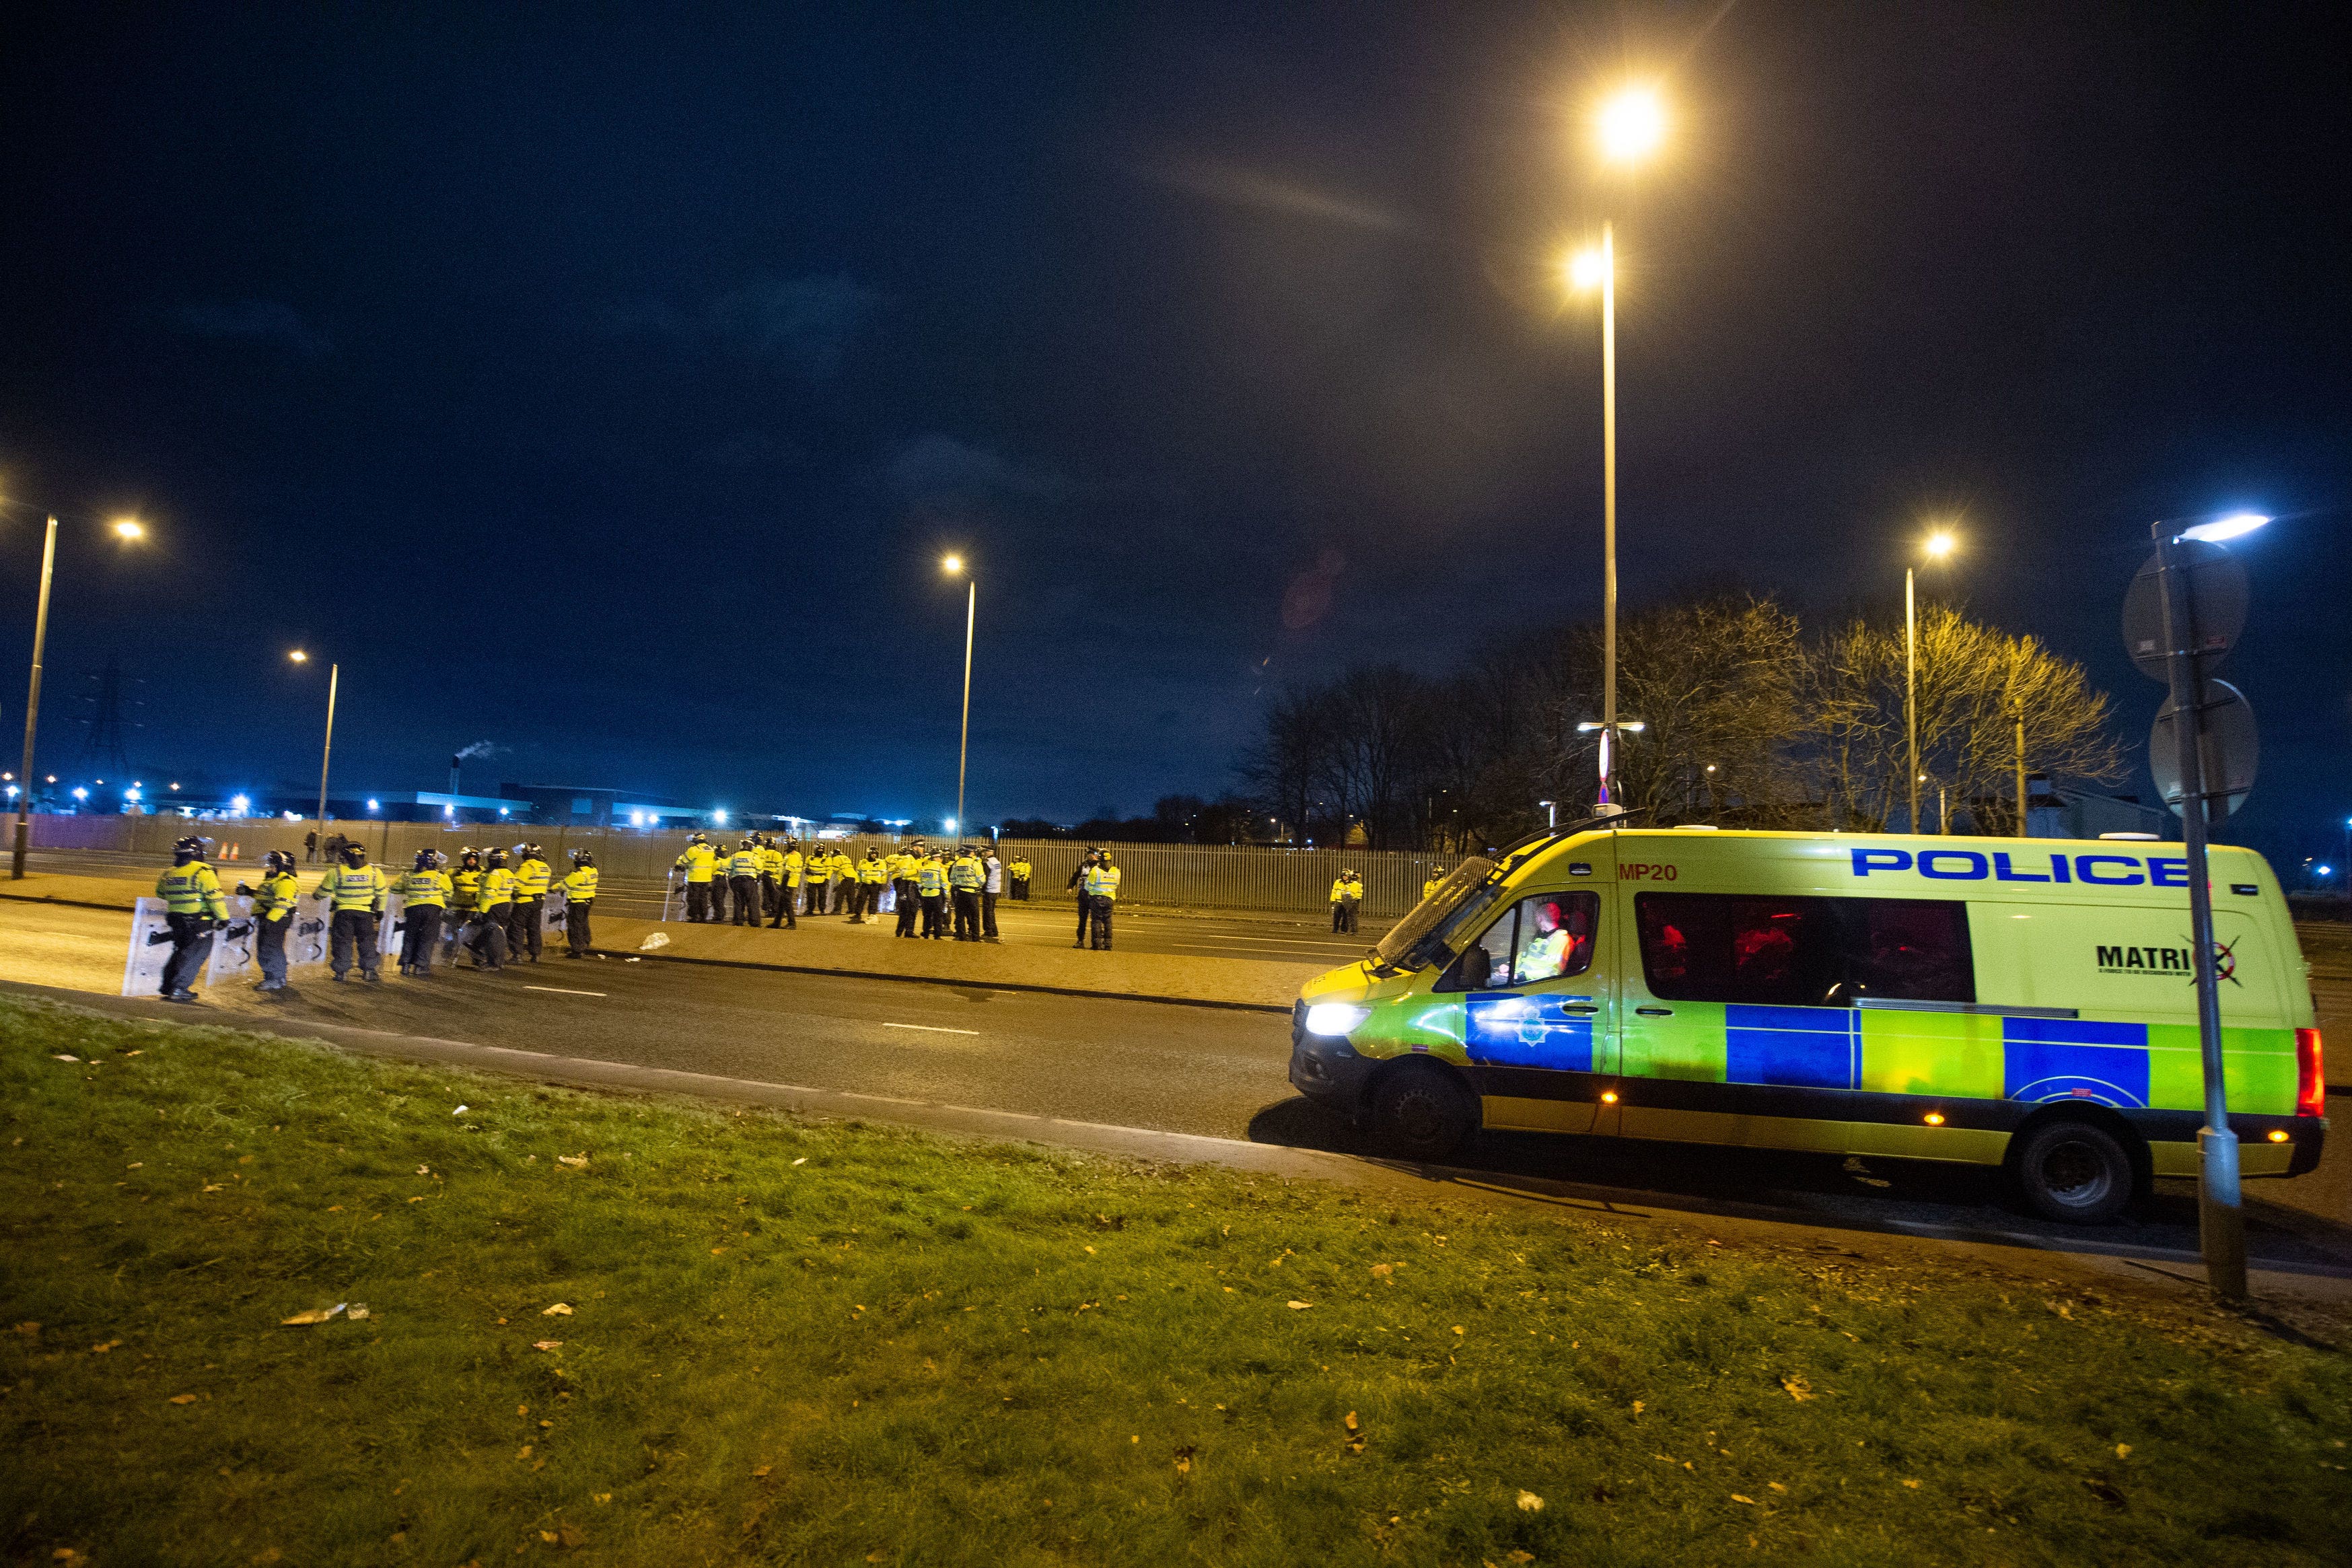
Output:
[675, 831, 717, 922]
[155, 834, 229, 1002]
[561, 848, 600, 957]
[445, 849, 483, 968]
[396, 849, 453, 978]
[471, 848, 515, 969]
[315, 839, 387, 982]
[509, 842, 552, 962]
[727, 836, 762, 927]
[234, 848, 303, 992]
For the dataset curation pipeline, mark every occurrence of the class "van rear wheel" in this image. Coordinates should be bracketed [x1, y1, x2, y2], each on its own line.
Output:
[1370, 1064, 1477, 1163]
[2011, 1119, 2135, 1225]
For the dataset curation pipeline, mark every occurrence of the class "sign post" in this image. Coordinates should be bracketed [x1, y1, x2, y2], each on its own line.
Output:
[2127, 524, 2262, 1300]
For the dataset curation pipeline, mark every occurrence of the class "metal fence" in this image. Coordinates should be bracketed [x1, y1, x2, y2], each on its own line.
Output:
[24, 815, 1454, 918]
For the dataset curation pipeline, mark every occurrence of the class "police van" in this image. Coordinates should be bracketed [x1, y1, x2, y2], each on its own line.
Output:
[1287, 826, 2326, 1223]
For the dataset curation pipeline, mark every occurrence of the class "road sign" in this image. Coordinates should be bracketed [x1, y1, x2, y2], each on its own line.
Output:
[2123, 540, 2246, 680]
[2150, 678, 2257, 819]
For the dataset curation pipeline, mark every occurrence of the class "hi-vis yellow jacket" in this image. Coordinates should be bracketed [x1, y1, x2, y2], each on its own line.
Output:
[562, 866, 599, 902]
[515, 857, 552, 899]
[478, 865, 518, 908]
[252, 869, 301, 923]
[318, 863, 386, 914]
[397, 868, 453, 907]
[157, 861, 229, 919]
[676, 843, 716, 884]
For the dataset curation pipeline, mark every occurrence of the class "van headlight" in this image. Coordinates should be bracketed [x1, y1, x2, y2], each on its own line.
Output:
[1304, 1003, 1373, 1038]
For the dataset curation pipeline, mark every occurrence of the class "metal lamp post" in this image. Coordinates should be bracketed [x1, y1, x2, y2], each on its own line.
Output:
[11, 513, 145, 878]
[1905, 530, 1956, 834]
[941, 556, 975, 839]
[291, 651, 338, 853]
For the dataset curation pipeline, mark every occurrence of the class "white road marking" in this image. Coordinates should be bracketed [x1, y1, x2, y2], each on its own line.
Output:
[524, 985, 607, 997]
[882, 1022, 981, 1036]
[1168, 941, 1352, 957]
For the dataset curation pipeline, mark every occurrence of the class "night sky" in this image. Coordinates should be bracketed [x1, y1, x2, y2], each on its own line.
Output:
[3, 3, 2345, 859]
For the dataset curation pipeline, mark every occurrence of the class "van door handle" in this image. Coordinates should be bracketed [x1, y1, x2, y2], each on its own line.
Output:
[1561, 1003, 1599, 1015]
[1635, 1006, 1673, 1017]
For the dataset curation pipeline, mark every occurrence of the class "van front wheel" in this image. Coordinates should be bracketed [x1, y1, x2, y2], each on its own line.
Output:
[1370, 1064, 1477, 1163]
[2011, 1119, 2135, 1225]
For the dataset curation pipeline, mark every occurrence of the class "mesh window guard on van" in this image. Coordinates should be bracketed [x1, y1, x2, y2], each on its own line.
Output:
[1635, 893, 1974, 1007]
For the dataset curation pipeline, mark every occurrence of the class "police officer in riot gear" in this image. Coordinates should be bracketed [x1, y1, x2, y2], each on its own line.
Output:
[155, 835, 228, 1001]
[316, 841, 387, 982]
[561, 849, 600, 956]
[236, 849, 302, 992]
[471, 848, 515, 970]
[396, 849, 453, 977]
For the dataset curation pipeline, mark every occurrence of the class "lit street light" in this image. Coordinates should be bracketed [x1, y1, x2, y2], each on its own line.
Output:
[1563, 82, 1668, 812]
[289, 651, 338, 856]
[941, 554, 977, 841]
[1906, 528, 1958, 834]
[11, 511, 147, 878]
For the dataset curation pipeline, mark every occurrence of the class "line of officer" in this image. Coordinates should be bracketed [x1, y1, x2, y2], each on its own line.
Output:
[770, 835, 801, 929]
[1329, 869, 1363, 934]
[1081, 849, 1121, 950]
[915, 847, 948, 937]
[508, 843, 551, 962]
[444, 849, 482, 968]
[316, 840, 387, 982]
[854, 847, 887, 922]
[396, 850, 452, 978]
[561, 849, 598, 957]
[155, 834, 229, 1003]
[948, 845, 985, 940]
[1009, 854, 1032, 901]
[890, 841, 924, 935]
[234, 849, 302, 992]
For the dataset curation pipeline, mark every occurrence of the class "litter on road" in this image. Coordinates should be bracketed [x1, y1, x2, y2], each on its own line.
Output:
[882, 1022, 981, 1036]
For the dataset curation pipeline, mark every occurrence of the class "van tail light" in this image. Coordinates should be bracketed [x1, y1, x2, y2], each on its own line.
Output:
[2296, 1028, 2326, 1118]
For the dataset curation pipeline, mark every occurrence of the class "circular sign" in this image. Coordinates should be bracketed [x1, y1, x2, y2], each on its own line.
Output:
[2121, 540, 2248, 682]
[2149, 678, 2258, 819]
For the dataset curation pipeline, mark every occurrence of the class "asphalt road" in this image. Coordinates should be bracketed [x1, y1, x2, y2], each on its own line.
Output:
[8, 848, 1386, 965]
[133, 946, 2351, 1279]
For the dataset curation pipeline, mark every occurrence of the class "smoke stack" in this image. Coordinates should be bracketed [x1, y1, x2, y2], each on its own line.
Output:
[450, 754, 462, 795]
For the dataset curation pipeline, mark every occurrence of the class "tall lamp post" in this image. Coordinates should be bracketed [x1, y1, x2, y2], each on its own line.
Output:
[11, 513, 145, 878]
[1564, 85, 1666, 812]
[290, 651, 338, 853]
[941, 555, 975, 839]
[1906, 529, 1957, 834]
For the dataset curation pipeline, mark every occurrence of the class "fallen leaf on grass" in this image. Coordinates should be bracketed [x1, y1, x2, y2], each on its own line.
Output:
[1286, 1301, 1313, 1310]
[752, 1465, 771, 1478]
[593, 1493, 612, 1505]
[13, 1323, 39, 1338]
[1780, 1375, 1813, 1402]
[1174, 1446, 1195, 1475]
[792, 1157, 807, 1166]
[556, 1524, 585, 1548]
[1632, 1401, 1645, 1415]
[1370, 1263, 1392, 1281]
[202, 1184, 224, 1193]
[517, 1445, 533, 1460]
[169, 1394, 198, 1405]
[2116, 1444, 2132, 1459]
[91, 1341, 121, 1354]
[1452, 1325, 1465, 1336]
[543, 1303, 574, 1316]
[534, 1341, 563, 1352]
[416, 1165, 431, 1176]
[281, 1304, 348, 1326]
[1901, 1478, 1921, 1490]
[52, 1054, 80, 1063]
[1508, 1554, 1536, 1565]
[1731, 1494, 1756, 1505]
[1516, 1490, 1544, 1512]
[406, 1197, 425, 1204]
[1767, 1482, 1787, 1493]
[558, 1155, 588, 1170]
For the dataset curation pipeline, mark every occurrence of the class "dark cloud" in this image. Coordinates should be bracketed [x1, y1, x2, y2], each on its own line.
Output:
[175, 299, 331, 355]
[606, 273, 879, 377]
[887, 435, 1063, 505]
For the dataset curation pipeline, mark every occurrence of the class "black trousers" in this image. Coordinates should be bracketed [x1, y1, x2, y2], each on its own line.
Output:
[256, 915, 289, 986]
[509, 895, 544, 960]
[330, 908, 381, 978]
[1089, 898, 1115, 950]
[1075, 894, 1094, 945]
[731, 875, 760, 925]
[1331, 904, 1347, 933]
[686, 880, 711, 922]
[982, 890, 999, 938]
[1341, 902, 1360, 934]
[472, 904, 511, 967]
[760, 874, 778, 916]
[161, 913, 213, 995]
[895, 881, 919, 935]
[952, 888, 980, 939]
[1011, 880, 1029, 901]
[404, 905, 443, 974]
[920, 893, 946, 937]
[771, 883, 797, 929]
[566, 900, 593, 955]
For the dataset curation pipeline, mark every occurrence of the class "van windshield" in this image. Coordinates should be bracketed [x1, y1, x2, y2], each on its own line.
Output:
[1372, 857, 1502, 973]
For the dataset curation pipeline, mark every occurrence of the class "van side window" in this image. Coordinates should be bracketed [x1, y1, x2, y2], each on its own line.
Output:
[1635, 893, 1972, 1007]
[1442, 892, 1598, 990]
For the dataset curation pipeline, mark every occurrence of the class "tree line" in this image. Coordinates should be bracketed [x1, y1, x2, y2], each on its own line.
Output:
[1234, 592, 2123, 852]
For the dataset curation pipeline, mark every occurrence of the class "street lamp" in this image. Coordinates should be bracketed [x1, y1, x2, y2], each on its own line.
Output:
[1563, 83, 1668, 812]
[941, 554, 976, 841]
[11, 512, 147, 878]
[289, 650, 338, 856]
[1906, 529, 1958, 834]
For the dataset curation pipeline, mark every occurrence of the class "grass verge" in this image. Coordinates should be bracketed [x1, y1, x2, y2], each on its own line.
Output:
[3, 994, 2349, 1567]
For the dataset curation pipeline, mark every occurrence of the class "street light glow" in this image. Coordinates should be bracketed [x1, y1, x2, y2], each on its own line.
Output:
[1596, 85, 1667, 163]
[1567, 247, 1608, 291]
[111, 518, 144, 540]
[1923, 530, 1957, 560]
[941, 554, 964, 575]
[288, 649, 309, 662]
[2180, 511, 2271, 544]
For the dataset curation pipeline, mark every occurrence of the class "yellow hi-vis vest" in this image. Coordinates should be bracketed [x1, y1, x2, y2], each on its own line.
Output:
[320, 863, 385, 913]
[1423, 878, 1444, 899]
[1340, 880, 1362, 903]
[783, 851, 804, 886]
[561, 867, 599, 901]
[478, 866, 517, 908]
[676, 843, 716, 883]
[858, 856, 886, 884]
[450, 869, 482, 910]
[1010, 860, 1032, 882]
[157, 861, 228, 919]
[252, 869, 301, 922]
[759, 845, 783, 878]
[916, 860, 946, 896]
[948, 856, 983, 891]
[728, 849, 761, 878]
[397, 869, 452, 907]
[1084, 863, 1122, 901]
[515, 857, 552, 898]
[1329, 878, 1348, 904]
